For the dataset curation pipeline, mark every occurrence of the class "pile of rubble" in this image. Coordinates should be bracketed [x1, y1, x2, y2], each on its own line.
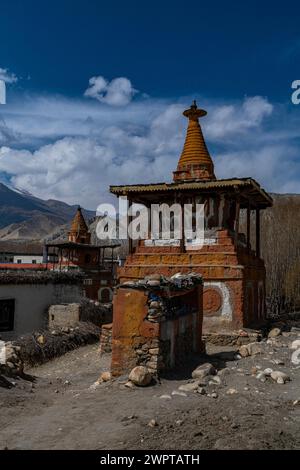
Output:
[122, 272, 202, 291]
[14, 321, 101, 367]
[0, 341, 24, 388]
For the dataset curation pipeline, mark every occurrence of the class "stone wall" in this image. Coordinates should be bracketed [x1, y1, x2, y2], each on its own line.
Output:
[48, 304, 81, 329]
[99, 323, 113, 354]
[111, 274, 204, 377]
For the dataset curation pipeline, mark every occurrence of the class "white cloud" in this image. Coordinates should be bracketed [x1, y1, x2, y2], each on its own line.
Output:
[205, 96, 273, 140]
[0, 90, 299, 209]
[0, 67, 18, 84]
[84, 75, 137, 106]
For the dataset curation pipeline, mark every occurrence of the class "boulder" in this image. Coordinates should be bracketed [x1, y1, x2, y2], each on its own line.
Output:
[226, 388, 238, 395]
[270, 370, 290, 384]
[192, 363, 216, 380]
[247, 342, 262, 356]
[178, 381, 200, 392]
[268, 328, 281, 338]
[239, 345, 250, 357]
[128, 366, 152, 386]
[290, 339, 300, 350]
[100, 371, 111, 382]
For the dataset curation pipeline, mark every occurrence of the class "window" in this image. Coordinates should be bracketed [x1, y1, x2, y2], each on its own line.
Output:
[32, 260, 36, 264]
[17, 259, 22, 264]
[0, 299, 15, 331]
[83, 279, 93, 286]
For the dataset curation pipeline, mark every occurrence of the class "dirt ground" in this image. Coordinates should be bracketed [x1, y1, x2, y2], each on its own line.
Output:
[0, 330, 300, 450]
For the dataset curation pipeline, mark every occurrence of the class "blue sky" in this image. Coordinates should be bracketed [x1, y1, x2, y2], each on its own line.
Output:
[0, 0, 300, 208]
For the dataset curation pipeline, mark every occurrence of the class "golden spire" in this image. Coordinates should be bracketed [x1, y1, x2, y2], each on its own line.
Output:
[68, 206, 91, 244]
[173, 100, 216, 182]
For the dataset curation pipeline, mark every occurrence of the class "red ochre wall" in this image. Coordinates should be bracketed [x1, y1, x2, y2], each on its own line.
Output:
[117, 230, 266, 332]
[111, 285, 204, 377]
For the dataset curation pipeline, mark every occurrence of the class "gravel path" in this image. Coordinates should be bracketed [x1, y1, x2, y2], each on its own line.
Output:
[0, 331, 299, 450]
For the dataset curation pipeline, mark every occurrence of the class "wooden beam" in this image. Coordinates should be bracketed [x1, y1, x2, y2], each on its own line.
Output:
[128, 198, 133, 255]
[180, 198, 185, 253]
[247, 200, 251, 251]
[256, 208, 261, 258]
[234, 197, 240, 248]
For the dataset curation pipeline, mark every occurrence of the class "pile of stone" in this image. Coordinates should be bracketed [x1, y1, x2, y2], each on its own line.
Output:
[177, 362, 220, 395]
[0, 341, 24, 385]
[255, 367, 290, 384]
[134, 338, 162, 374]
[14, 321, 101, 366]
[99, 323, 113, 354]
[121, 272, 202, 292]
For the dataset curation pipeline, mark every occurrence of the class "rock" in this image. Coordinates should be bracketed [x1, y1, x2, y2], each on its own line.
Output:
[234, 353, 242, 360]
[210, 392, 218, 399]
[247, 342, 262, 356]
[37, 335, 45, 345]
[129, 366, 152, 386]
[256, 372, 266, 382]
[251, 366, 258, 375]
[178, 382, 200, 392]
[238, 342, 262, 357]
[148, 419, 158, 427]
[239, 345, 250, 357]
[209, 376, 221, 385]
[263, 368, 273, 376]
[197, 387, 206, 395]
[100, 371, 111, 382]
[149, 348, 159, 355]
[64, 380, 71, 385]
[268, 328, 281, 338]
[124, 380, 135, 388]
[290, 339, 300, 350]
[149, 301, 160, 309]
[270, 371, 290, 384]
[226, 388, 238, 395]
[159, 394, 172, 399]
[192, 363, 216, 380]
[217, 368, 230, 377]
[171, 390, 187, 397]
[146, 280, 160, 287]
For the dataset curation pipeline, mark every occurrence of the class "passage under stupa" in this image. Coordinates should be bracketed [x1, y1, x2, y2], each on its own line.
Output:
[110, 101, 273, 332]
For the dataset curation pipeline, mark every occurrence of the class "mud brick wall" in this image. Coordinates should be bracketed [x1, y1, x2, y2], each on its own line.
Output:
[111, 283, 204, 377]
[99, 323, 113, 354]
[48, 303, 81, 329]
